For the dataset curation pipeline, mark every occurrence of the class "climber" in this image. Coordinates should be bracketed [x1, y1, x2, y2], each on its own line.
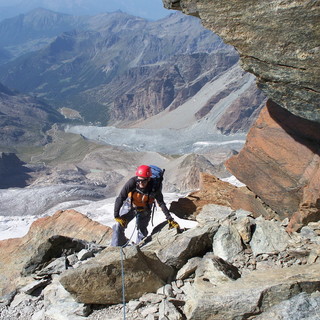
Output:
[111, 165, 180, 247]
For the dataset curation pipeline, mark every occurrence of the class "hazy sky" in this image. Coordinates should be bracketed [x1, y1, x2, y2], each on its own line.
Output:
[0, 0, 175, 21]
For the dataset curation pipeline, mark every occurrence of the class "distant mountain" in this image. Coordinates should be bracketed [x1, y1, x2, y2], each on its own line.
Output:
[0, 9, 266, 134]
[0, 47, 12, 65]
[0, 82, 64, 148]
[106, 51, 239, 124]
[0, 8, 88, 63]
[0, 11, 232, 125]
[0, 0, 172, 21]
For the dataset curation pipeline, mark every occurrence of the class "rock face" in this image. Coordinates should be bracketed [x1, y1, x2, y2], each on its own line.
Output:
[110, 51, 238, 124]
[226, 100, 320, 230]
[163, 0, 320, 123]
[163, 0, 320, 231]
[170, 173, 277, 220]
[0, 210, 112, 297]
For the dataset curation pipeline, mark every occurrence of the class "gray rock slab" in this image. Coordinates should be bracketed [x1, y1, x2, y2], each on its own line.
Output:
[143, 223, 218, 269]
[20, 279, 51, 295]
[44, 278, 90, 320]
[196, 204, 234, 225]
[184, 263, 320, 320]
[254, 292, 320, 320]
[250, 216, 290, 256]
[212, 221, 243, 262]
[60, 246, 174, 304]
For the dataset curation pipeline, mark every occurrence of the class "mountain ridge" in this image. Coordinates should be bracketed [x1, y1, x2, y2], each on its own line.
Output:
[0, 81, 64, 148]
[0, 0, 172, 21]
[0, 10, 254, 127]
[0, 8, 88, 62]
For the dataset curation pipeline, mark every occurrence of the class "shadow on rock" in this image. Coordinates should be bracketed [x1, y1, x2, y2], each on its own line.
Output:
[0, 153, 32, 188]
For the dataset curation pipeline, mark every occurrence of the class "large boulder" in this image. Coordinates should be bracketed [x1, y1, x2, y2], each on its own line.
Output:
[0, 210, 112, 297]
[250, 216, 291, 256]
[59, 246, 175, 304]
[226, 101, 320, 230]
[191, 253, 241, 291]
[170, 173, 277, 220]
[183, 263, 320, 320]
[212, 221, 243, 262]
[142, 222, 218, 269]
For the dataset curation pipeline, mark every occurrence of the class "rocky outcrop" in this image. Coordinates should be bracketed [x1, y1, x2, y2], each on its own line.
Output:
[163, 0, 320, 231]
[184, 263, 320, 320]
[0, 210, 112, 297]
[60, 246, 175, 304]
[226, 100, 320, 231]
[170, 173, 278, 220]
[1, 205, 320, 319]
[163, 0, 320, 123]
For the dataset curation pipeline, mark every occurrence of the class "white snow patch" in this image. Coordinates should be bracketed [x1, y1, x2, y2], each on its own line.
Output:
[0, 193, 197, 241]
[221, 175, 245, 187]
[193, 140, 246, 146]
[0, 215, 37, 240]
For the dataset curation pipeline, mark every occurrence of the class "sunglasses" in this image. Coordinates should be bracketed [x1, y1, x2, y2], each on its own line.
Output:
[137, 178, 148, 183]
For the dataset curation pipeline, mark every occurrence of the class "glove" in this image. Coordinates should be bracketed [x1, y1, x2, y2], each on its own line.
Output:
[115, 217, 128, 228]
[168, 219, 180, 230]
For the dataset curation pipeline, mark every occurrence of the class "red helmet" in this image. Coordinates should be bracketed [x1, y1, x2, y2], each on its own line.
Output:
[135, 165, 152, 178]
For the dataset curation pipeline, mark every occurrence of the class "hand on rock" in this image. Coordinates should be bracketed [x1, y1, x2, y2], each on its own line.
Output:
[115, 217, 128, 228]
[168, 219, 180, 230]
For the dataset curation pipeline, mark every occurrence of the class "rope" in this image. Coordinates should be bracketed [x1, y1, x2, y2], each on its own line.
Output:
[120, 246, 126, 320]
[119, 218, 138, 320]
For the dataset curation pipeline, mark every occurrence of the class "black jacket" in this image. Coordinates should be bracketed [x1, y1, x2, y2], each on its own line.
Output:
[114, 176, 172, 220]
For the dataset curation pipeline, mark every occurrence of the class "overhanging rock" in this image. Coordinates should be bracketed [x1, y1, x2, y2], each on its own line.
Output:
[163, 0, 320, 123]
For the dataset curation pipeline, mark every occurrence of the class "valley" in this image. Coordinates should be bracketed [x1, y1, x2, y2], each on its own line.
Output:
[0, 7, 264, 239]
[0, 1, 319, 319]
